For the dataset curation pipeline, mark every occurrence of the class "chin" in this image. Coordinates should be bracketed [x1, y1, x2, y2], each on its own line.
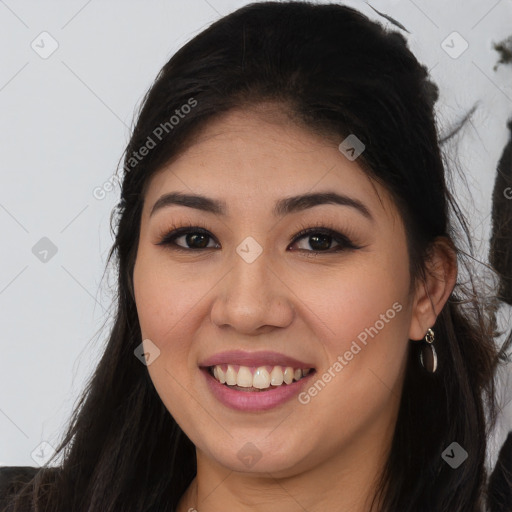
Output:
[203, 438, 309, 476]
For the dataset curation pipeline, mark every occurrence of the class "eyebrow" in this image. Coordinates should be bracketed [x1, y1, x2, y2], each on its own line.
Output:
[149, 191, 374, 221]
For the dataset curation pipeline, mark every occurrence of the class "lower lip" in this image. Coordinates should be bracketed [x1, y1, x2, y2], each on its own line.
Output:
[201, 367, 315, 412]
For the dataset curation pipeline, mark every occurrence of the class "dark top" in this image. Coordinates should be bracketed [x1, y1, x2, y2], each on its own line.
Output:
[488, 431, 512, 512]
[0, 465, 39, 509]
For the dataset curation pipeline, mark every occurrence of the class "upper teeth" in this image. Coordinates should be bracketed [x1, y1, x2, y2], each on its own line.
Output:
[211, 364, 312, 389]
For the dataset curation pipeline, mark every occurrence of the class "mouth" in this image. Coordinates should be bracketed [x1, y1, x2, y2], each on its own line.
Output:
[198, 350, 317, 410]
[205, 364, 315, 392]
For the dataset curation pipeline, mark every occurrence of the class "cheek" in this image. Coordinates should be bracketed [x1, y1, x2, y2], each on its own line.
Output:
[298, 246, 412, 396]
[132, 254, 208, 425]
[293, 272, 410, 447]
[132, 254, 209, 411]
[133, 251, 204, 345]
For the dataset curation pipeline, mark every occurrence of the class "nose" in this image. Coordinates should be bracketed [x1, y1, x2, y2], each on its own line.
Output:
[210, 244, 295, 335]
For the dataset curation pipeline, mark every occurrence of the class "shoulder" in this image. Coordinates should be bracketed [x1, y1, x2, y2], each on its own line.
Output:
[0, 466, 39, 507]
[0, 465, 39, 487]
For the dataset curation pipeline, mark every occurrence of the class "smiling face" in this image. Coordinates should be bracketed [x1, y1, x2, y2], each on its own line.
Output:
[132, 104, 421, 479]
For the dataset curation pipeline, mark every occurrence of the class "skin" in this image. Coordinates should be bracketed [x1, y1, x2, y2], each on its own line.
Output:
[132, 103, 457, 512]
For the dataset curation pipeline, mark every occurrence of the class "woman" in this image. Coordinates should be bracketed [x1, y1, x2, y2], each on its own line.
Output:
[1, 2, 511, 511]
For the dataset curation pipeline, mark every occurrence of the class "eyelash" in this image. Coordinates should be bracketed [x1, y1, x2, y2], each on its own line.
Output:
[156, 220, 363, 256]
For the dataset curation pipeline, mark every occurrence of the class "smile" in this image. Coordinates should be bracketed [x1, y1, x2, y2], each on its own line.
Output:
[199, 349, 317, 411]
[209, 364, 313, 391]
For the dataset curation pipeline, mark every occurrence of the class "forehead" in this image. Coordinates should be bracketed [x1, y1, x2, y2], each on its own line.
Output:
[142, 106, 397, 223]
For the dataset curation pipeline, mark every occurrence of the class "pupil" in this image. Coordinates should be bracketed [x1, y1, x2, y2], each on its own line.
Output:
[187, 233, 209, 248]
[310, 234, 331, 251]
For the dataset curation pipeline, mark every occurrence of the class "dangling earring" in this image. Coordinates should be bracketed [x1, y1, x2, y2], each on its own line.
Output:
[419, 328, 437, 373]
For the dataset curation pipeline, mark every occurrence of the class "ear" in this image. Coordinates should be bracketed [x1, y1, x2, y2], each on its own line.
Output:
[408, 237, 457, 341]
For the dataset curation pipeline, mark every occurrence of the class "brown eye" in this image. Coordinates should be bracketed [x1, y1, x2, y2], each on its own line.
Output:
[156, 224, 361, 255]
[290, 227, 360, 253]
[157, 227, 219, 251]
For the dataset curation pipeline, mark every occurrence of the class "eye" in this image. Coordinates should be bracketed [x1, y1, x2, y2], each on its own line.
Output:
[156, 224, 219, 251]
[289, 225, 361, 254]
[156, 221, 362, 254]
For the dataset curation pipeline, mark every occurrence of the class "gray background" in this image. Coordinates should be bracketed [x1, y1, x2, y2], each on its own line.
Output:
[1, 0, 511, 472]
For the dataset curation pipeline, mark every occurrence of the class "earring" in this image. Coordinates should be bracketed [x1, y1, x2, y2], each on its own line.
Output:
[419, 328, 437, 373]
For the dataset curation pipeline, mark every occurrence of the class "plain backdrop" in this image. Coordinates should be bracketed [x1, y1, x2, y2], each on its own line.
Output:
[1, 0, 511, 473]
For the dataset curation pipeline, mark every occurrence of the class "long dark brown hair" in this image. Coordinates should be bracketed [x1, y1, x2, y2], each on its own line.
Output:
[4, 2, 511, 511]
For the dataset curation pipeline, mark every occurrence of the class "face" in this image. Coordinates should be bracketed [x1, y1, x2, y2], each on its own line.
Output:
[132, 104, 418, 478]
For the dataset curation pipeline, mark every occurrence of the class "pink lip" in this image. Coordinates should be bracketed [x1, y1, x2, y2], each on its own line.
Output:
[201, 367, 316, 412]
[199, 350, 315, 369]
